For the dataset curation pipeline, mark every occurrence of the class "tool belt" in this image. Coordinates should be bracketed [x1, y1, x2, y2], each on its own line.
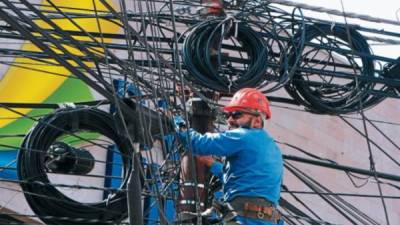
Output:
[229, 196, 281, 223]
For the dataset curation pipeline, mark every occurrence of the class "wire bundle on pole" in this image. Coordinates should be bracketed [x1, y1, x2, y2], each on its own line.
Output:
[182, 18, 269, 93]
[0, 1, 399, 224]
[285, 23, 385, 114]
[234, 4, 306, 93]
[17, 107, 137, 225]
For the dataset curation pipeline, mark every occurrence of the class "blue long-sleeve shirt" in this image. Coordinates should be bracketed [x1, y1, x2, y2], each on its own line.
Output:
[183, 127, 283, 205]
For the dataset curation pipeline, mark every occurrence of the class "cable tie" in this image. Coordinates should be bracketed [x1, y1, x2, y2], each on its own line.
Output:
[233, 18, 239, 38]
[57, 102, 76, 109]
[105, 192, 113, 206]
[191, 97, 203, 102]
[133, 142, 140, 153]
[326, 13, 336, 31]
[228, 78, 233, 93]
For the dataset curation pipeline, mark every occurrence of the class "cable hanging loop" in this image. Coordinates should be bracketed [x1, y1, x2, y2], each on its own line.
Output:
[182, 17, 269, 93]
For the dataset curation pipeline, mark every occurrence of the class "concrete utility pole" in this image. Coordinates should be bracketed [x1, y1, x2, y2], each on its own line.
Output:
[178, 94, 217, 224]
[127, 153, 143, 225]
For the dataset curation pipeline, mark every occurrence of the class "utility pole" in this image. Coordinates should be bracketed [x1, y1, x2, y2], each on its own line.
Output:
[127, 153, 143, 225]
[178, 93, 217, 225]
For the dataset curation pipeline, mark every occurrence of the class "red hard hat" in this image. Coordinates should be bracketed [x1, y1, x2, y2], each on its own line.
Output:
[223, 88, 271, 119]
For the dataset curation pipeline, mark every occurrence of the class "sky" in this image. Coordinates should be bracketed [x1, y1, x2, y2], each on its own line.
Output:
[278, 0, 400, 59]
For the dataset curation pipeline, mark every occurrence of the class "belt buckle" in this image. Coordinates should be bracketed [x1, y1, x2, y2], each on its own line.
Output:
[257, 211, 265, 219]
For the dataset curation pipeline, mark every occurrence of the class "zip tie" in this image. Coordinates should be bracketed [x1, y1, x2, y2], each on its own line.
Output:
[234, 18, 239, 38]
[223, 15, 235, 38]
[56, 103, 80, 132]
[191, 97, 203, 102]
[133, 142, 140, 153]
[228, 78, 233, 94]
[326, 13, 336, 31]
[105, 191, 113, 206]
[57, 102, 76, 109]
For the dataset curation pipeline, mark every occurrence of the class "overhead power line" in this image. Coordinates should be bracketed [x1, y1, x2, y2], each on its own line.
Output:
[266, 0, 400, 26]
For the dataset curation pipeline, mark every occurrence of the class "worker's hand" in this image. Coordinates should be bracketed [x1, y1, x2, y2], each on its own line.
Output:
[177, 128, 193, 149]
[173, 115, 187, 132]
[197, 156, 215, 167]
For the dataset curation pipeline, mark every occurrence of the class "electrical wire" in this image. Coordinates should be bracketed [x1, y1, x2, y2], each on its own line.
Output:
[285, 162, 380, 225]
[182, 17, 269, 93]
[18, 107, 136, 225]
[285, 22, 385, 114]
[339, 116, 400, 167]
[0, 1, 399, 225]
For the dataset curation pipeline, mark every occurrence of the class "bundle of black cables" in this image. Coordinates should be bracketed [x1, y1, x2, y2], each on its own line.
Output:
[285, 23, 384, 114]
[0, 214, 22, 224]
[17, 107, 138, 225]
[182, 18, 269, 93]
[382, 57, 400, 94]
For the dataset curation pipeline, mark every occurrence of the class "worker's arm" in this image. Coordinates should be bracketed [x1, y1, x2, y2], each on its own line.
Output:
[179, 128, 244, 157]
[197, 156, 224, 180]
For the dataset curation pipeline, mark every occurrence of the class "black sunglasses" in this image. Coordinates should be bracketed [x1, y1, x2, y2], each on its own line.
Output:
[224, 111, 244, 120]
[224, 110, 261, 120]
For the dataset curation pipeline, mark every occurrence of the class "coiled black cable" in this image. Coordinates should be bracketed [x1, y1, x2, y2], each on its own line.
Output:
[382, 58, 400, 94]
[285, 23, 384, 114]
[257, 6, 307, 93]
[182, 18, 269, 93]
[17, 107, 136, 225]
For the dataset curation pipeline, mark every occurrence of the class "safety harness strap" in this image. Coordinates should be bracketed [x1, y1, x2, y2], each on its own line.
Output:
[228, 197, 281, 223]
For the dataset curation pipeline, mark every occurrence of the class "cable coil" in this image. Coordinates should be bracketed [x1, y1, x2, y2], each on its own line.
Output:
[182, 18, 269, 93]
[285, 23, 384, 114]
[17, 107, 136, 225]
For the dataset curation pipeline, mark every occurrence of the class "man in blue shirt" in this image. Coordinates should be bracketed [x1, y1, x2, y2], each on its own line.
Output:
[180, 88, 284, 225]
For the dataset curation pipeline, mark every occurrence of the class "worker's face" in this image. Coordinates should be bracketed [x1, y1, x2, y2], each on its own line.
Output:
[225, 111, 261, 129]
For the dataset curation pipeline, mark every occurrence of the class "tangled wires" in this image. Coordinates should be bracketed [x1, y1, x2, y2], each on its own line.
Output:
[285, 23, 383, 114]
[18, 107, 137, 225]
[182, 17, 269, 93]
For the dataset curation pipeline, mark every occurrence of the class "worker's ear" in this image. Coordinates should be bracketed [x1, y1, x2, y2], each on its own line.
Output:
[252, 115, 263, 128]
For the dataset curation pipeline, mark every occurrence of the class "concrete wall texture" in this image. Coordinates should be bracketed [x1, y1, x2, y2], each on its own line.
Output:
[268, 94, 400, 224]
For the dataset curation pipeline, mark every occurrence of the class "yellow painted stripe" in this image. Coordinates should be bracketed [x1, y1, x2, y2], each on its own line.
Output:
[0, 0, 119, 128]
